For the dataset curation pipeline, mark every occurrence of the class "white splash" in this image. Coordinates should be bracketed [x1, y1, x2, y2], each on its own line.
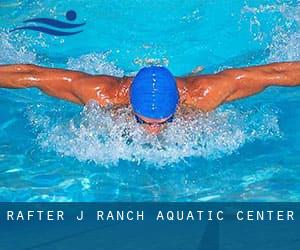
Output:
[26, 101, 281, 167]
[268, 5, 300, 62]
[0, 31, 36, 64]
[242, 2, 300, 62]
[67, 51, 124, 76]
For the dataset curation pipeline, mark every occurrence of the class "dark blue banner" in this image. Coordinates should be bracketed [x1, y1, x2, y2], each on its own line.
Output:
[0, 203, 299, 250]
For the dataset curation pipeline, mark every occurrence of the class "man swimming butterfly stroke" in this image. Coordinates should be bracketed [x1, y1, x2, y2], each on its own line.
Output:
[0, 62, 300, 134]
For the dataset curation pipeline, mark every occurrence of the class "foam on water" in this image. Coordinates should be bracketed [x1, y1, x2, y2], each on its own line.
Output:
[26, 101, 281, 166]
[268, 4, 300, 62]
[67, 51, 124, 77]
[0, 31, 36, 64]
[242, 2, 300, 62]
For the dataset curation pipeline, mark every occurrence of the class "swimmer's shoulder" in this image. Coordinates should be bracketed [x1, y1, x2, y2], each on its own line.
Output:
[176, 73, 237, 112]
[176, 75, 212, 106]
[72, 75, 132, 106]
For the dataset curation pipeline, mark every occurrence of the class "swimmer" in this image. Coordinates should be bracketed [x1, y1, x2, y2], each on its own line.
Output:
[0, 62, 300, 134]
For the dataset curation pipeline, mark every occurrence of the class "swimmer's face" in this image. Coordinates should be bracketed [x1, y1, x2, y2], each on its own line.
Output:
[135, 114, 171, 135]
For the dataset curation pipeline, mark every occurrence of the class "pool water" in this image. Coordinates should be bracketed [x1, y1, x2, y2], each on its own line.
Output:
[0, 0, 299, 201]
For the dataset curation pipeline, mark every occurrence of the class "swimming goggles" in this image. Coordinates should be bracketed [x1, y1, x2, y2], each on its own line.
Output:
[135, 115, 174, 125]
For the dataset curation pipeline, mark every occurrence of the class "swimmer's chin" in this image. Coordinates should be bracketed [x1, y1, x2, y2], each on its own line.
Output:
[142, 124, 164, 135]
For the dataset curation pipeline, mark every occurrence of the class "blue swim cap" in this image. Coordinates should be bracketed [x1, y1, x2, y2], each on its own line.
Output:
[130, 66, 179, 120]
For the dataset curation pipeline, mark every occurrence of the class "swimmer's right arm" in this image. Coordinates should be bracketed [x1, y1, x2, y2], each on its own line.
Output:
[0, 64, 130, 106]
[0, 64, 88, 104]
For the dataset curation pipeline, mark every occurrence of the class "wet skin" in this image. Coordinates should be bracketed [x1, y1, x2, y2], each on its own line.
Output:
[0, 62, 300, 133]
[134, 114, 172, 135]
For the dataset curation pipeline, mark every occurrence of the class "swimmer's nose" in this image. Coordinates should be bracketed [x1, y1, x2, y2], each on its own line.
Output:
[143, 124, 163, 135]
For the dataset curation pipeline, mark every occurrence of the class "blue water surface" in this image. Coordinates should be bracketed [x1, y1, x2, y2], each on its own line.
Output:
[0, 0, 299, 201]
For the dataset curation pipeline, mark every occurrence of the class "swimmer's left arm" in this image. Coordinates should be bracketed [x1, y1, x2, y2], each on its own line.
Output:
[182, 62, 300, 111]
[180, 72, 237, 112]
[224, 62, 300, 102]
